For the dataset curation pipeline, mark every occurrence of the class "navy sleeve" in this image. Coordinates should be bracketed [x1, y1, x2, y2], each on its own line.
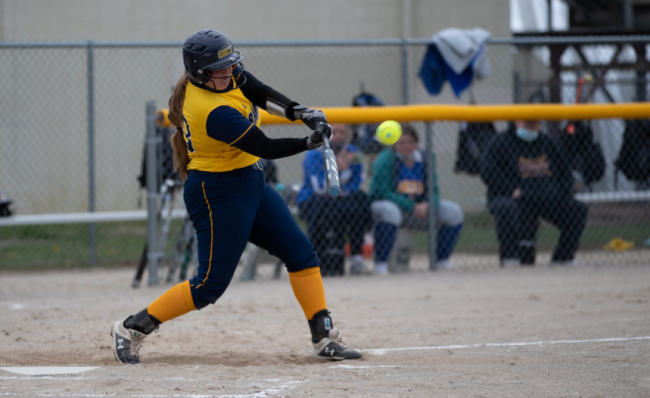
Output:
[233, 125, 308, 159]
[206, 106, 256, 145]
[206, 103, 308, 159]
[239, 70, 298, 114]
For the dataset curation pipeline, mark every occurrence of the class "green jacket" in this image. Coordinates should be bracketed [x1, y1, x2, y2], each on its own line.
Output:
[369, 148, 440, 213]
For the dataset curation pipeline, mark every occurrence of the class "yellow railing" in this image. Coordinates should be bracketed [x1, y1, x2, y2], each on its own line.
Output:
[157, 103, 650, 127]
[258, 103, 650, 125]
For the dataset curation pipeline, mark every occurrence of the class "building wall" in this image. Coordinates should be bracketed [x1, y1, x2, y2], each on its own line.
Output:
[0, 0, 511, 214]
[1, 0, 510, 42]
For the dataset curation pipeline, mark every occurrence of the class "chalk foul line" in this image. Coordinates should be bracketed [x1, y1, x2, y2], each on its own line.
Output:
[363, 335, 650, 355]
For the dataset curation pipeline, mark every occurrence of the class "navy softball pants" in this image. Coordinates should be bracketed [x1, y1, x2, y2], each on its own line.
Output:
[183, 167, 319, 310]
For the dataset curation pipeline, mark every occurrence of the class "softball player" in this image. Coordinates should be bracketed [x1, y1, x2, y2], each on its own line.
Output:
[111, 29, 361, 364]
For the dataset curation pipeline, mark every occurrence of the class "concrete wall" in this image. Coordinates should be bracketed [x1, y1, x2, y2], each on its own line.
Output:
[1, 0, 510, 42]
[0, 0, 511, 214]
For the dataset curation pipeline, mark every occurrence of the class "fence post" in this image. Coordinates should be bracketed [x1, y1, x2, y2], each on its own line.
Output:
[401, 37, 409, 105]
[87, 41, 96, 267]
[145, 101, 161, 286]
[425, 122, 438, 270]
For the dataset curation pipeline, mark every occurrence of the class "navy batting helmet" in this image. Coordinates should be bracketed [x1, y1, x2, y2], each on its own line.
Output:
[183, 29, 244, 85]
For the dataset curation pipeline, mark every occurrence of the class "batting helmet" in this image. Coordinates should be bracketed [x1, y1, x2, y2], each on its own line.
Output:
[182, 29, 244, 85]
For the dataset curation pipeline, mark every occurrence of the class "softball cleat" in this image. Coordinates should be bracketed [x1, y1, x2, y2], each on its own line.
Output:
[313, 329, 362, 360]
[110, 319, 147, 364]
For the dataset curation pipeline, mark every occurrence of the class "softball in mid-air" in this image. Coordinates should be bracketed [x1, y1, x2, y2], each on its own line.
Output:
[376, 120, 402, 146]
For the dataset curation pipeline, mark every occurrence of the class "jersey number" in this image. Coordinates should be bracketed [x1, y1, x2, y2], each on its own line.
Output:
[182, 117, 195, 153]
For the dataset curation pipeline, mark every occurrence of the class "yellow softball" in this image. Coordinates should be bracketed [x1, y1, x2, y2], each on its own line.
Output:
[376, 120, 402, 146]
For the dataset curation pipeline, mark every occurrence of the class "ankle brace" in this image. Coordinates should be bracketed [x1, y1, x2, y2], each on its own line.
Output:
[124, 309, 161, 335]
[308, 309, 333, 343]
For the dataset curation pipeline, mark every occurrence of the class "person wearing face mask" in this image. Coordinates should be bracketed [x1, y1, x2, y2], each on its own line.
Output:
[369, 124, 464, 275]
[480, 119, 588, 267]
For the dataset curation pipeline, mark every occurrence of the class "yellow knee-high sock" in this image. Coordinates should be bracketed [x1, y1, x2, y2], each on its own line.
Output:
[289, 267, 327, 320]
[147, 280, 196, 323]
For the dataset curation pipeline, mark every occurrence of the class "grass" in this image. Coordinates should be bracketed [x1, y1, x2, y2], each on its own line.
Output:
[411, 209, 650, 254]
[1, 209, 648, 270]
[0, 220, 182, 270]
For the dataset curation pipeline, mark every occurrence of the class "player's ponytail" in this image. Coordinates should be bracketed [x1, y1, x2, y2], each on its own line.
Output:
[169, 74, 190, 181]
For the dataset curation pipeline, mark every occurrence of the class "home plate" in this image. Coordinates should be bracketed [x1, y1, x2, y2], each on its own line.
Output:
[1, 367, 100, 376]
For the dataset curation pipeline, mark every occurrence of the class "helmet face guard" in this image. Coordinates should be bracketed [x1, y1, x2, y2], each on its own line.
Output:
[183, 29, 244, 86]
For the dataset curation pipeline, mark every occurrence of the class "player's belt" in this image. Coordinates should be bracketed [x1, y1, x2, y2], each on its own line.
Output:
[252, 160, 264, 171]
[232, 160, 264, 173]
[203, 160, 264, 175]
[248, 160, 264, 171]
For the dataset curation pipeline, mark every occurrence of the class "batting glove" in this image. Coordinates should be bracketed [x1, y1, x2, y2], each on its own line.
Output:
[298, 108, 329, 131]
[306, 123, 332, 150]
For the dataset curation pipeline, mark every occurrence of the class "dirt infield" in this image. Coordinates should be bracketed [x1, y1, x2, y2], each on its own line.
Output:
[1, 259, 649, 397]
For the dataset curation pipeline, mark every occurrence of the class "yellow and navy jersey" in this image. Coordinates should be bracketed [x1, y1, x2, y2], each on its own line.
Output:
[182, 81, 261, 172]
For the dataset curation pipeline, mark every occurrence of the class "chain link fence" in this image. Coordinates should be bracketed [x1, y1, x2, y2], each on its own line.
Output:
[0, 37, 648, 274]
